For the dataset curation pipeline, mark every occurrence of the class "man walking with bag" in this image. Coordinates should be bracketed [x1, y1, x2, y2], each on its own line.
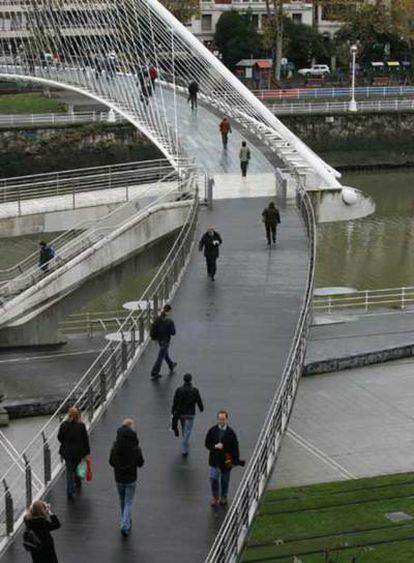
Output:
[199, 226, 222, 281]
[171, 373, 204, 457]
[205, 411, 244, 508]
[109, 418, 144, 537]
[150, 304, 177, 380]
[262, 201, 281, 246]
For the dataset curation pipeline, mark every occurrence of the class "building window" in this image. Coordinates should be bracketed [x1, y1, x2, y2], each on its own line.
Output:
[292, 13, 302, 24]
[201, 14, 212, 31]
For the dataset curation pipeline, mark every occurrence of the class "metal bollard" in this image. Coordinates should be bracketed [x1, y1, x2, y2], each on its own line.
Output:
[139, 317, 144, 344]
[121, 339, 128, 372]
[3, 479, 13, 535]
[42, 433, 51, 484]
[23, 455, 32, 508]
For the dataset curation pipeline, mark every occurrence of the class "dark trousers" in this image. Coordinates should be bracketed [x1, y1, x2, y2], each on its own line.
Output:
[240, 161, 248, 177]
[205, 256, 217, 278]
[151, 340, 174, 376]
[65, 459, 81, 497]
[265, 224, 277, 244]
[221, 132, 228, 148]
[188, 94, 197, 109]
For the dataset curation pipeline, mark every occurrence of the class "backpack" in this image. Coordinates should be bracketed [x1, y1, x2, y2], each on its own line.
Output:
[150, 318, 160, 341]
[23, 529, 43, 554]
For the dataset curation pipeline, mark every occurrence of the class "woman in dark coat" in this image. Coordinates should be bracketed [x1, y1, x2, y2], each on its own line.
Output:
[24, 500, 60, 563]
[57, 406, 90, 500]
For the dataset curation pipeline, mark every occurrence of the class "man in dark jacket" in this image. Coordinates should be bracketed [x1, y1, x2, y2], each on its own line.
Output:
[188, 80, 199, 110]
[171, 373, 204, 457]
[150, 303, 177, 380]
[39, 241, 54, 273]
[262, 201, 281, 246]
[205, 411, 244, 507]
[199, 226, 222, 281]
[109, 418, 144, 537]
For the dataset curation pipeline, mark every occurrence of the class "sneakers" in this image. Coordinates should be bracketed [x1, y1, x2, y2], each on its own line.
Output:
[121, 529, 129, 537]
[169, 362, 177, 375]
[151, 373, 162, 380]
[210, 497, 219, 507]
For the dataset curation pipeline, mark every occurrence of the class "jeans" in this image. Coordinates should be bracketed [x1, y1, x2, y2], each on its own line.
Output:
[180, 416, 194, 454]
[240, 161, 248, 177]
[151, 340, 174, 376]
[65, 460, 79, 497]
[265, 224, 277, 244]
[209, 466, 231, 499]
[205, 256, 217, 278]
[116, 481, 137, 532]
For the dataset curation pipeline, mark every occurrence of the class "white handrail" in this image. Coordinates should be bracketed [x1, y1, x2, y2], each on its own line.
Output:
[313, 285, 414, 313]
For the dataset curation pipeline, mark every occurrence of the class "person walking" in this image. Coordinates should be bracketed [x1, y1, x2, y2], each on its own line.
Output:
[188, 80, 199, 110]
[199, 226, 222, 281]
[109, 418, 144, 537]
[23, 500, 61, 563]
[150, 304, 177, 380]
[57, 406, 90, 500]
[39, 241, 54, 273]
[219, 117, 232, 149]
[148, 65, 158, 90]
[205, 411, 244, 507]
[239, 141, 251, 177]
[171, 373, 204, 457]
[262, 201, 281, 246]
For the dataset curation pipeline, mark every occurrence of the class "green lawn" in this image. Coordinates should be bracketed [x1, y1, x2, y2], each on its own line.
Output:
[0, 93, 66, 114]
[242, 473, 414, 562]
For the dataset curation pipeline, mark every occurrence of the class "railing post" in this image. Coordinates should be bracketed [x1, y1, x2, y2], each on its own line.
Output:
[131, 325, 136, 355]
[100, 366, 107, 404]
[3, 479, 14, 535]
[401, 287, 405, 310]
[139, 316, 144, 344]
[42, 432, 52, 484]
[365, 290, 369, 312]
[121, 337, 128, 371]
[87, 386, 94, 422]
[23, 454, 32, 508]
[328, 295, 332, 314]
[153, 294, 159, 318]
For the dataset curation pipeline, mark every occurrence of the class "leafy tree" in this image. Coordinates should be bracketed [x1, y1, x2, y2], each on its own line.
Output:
[283, 18, 331, 68]
[214, 10, 261, 70]
[159, 0, 199, 23]
[262, 0, 284, 80]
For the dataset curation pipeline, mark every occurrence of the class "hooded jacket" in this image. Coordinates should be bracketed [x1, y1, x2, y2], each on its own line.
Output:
[109, 425, 144, 484]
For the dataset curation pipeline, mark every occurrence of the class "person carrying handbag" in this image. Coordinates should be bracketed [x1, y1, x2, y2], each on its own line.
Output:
[57, 406, 90, 500]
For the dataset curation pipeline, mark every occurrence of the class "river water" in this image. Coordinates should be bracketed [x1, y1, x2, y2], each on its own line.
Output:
[316, 170, 414, 291]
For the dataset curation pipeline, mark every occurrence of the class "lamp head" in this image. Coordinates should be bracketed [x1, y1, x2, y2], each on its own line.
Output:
[350, 44, 358, 55]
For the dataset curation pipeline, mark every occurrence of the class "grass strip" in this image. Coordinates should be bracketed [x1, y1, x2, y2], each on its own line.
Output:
[0, 93, 66, 114]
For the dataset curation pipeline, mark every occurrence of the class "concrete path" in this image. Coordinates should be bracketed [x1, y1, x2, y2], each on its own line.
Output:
[271, 356, 414, 489]
[2, 197, 308, 562]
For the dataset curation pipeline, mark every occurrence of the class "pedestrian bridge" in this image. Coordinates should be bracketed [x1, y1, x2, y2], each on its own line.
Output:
[0, 0, 374, 559]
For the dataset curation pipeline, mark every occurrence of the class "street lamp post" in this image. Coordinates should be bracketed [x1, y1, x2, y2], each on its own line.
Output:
[349, 44, 358, 112]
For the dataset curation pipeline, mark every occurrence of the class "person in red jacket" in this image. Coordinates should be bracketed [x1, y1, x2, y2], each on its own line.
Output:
[219, 117, 232, 149]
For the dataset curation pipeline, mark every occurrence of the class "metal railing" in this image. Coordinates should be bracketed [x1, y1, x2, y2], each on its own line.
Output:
[0, 169, 189, 303]
[253, 86, 414, 101]
[205, 177, 316, 563]
[313, 286, 414, 314]
[270, 98, 414, 115]
[59, 310, 129, 336]
[0, 110, 119, 127]
[0, 186, 199, 549]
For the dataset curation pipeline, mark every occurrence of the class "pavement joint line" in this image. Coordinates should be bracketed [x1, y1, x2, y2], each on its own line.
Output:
[0, 349, 101, 363]
[287, 429, 356, 480]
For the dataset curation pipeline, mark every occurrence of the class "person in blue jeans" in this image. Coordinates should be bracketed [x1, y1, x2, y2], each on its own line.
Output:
[109, 418, 144, 537]
[171, 373, 204, 457]
[205, 411, 245, 507]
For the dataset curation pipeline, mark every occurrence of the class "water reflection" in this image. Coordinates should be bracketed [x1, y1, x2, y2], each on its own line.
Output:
[317, 170, 414, 290]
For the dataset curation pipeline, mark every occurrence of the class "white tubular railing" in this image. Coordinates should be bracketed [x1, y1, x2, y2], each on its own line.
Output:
[0, 186, 199, 549]
[204, 177, 316, 563]
[253, 86, 414, 101]
[313, 286, 414, 314]
[270, 98, 414, 115]
[0, 111, 119, 127]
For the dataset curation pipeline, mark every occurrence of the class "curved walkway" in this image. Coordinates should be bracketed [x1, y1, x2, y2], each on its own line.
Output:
[2, 105, 309, 562]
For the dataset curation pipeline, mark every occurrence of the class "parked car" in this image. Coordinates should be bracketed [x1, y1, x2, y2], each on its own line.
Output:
[298, 64, 330, 78]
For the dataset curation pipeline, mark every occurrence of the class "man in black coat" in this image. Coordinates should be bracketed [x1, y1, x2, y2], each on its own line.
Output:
[150, 303, 177, 380]
[262, 201, 281, 246]
[109, 418, 144, 537]
[199, 226, 223, 281]
[205, 411, 244, 507]
[188, 80, 199, 110]
[171, 373, 204, 457]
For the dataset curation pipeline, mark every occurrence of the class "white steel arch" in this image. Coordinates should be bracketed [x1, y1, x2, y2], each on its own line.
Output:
[0, 0, 341, 186]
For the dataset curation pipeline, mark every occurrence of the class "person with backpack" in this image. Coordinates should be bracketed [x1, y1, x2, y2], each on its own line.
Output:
[199, 226, 222, 281]
[219, 117, 232, 149]
[57, 406, 90, 500]
[239, 141, 251, 178]
[109, 418, 144, 537]
[171, 373, 204, 457]
[262, 202, 281, 246]
[150, 303, 177, 380]
[23, 500, 60, 563]
[39, 241, 54, 273]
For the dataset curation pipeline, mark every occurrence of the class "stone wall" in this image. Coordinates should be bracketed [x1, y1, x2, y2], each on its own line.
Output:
[0, 122, 162, 177]
[280, 112, 414, 169]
